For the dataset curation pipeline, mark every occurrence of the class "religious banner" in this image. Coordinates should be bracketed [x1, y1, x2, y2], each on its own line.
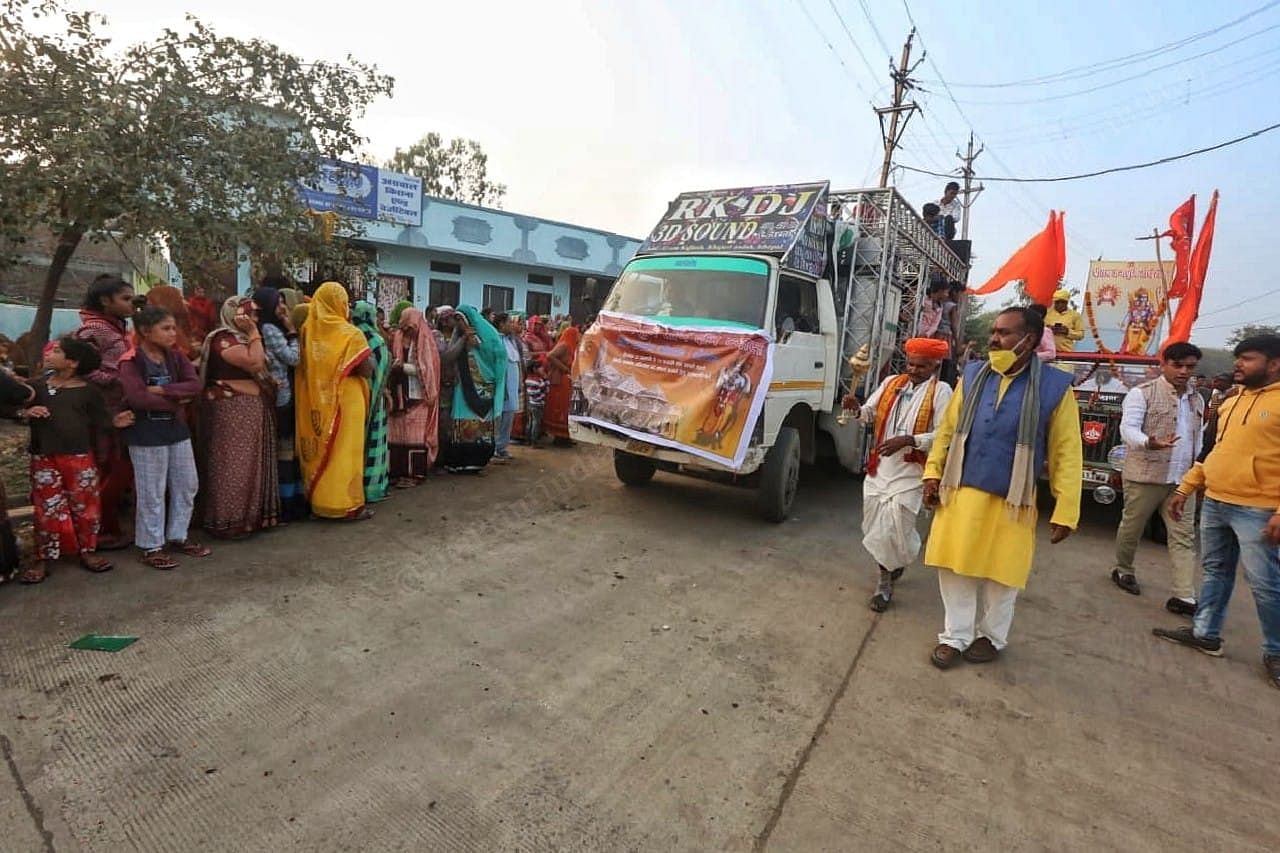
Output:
[571, 312, 773, 468]
[1083, 260, 1173, 355]
[637, 182, 829, 276]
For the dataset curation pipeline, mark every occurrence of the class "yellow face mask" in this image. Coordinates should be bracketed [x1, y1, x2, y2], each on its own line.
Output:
[988, 335, 1031, 375]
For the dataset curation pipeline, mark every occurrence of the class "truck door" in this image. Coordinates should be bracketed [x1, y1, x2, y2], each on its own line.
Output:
[770, 274, 828, 409]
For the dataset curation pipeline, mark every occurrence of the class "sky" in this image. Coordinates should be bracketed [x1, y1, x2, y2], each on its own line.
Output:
[83, 0, 1280, 346]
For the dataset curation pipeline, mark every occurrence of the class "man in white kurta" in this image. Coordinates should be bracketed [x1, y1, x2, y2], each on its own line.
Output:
[843, 339, 953, 612]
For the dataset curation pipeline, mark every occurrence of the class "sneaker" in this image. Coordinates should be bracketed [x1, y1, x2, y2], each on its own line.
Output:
[1152, 625, 1223, 657]
[1164, 597, 1197, 617]
[1265, 655, 1280, 690]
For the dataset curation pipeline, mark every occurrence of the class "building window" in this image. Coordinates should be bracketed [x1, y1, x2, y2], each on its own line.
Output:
[429, 278, 460, 307]
[430, 260, 462, 275]
[525, 290, 553, 316]
[482, 284, 514, 312]
[527, 272, 554, 286]
[376, 274, 413, 315]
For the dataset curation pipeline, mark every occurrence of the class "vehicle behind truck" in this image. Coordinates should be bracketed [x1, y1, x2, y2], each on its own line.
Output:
[569, 182, 968, 521]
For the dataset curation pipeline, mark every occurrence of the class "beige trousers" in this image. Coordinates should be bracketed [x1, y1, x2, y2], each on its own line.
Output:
[1113, 480, 1197, 599]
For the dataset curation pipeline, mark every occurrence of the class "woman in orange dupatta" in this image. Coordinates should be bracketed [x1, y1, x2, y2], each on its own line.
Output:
[387, 307, 441, 487]
[542, 324, 581, 445]
[296, 283, 375, 520]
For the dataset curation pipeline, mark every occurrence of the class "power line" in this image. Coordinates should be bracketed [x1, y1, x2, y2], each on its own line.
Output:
[919, 0, 1280, 88]
[821, 0, 879, 82]
[795, 0, 873, 100]
[1196, 286, 1280, 319]
[854, 0, 894, 58]
[949, 23, 1280, 106]
[900, 120, 1280, 183]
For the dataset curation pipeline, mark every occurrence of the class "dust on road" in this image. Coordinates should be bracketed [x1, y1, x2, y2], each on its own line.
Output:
[1, 445, 1276, 852]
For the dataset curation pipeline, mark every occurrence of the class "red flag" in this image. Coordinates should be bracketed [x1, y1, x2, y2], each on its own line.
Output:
[1162, 190, 1217, 347]
[968, 211, 1066, 306]
[1162, 195, 1195, 299]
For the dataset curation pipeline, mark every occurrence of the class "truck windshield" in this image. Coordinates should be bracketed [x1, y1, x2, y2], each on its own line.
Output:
[603, 256, 769, 330]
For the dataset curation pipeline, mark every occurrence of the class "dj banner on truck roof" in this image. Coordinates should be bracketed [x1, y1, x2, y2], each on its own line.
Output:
[637, 182, 830, 278]
[1082, 260, 1173, 355]
[570, 312, 774, 469]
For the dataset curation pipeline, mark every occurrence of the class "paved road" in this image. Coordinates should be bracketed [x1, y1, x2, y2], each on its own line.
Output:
[1, 444, 1276, 851]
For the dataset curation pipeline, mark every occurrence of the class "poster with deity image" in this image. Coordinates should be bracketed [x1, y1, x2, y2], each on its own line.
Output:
[1083, 260, 1174, 355]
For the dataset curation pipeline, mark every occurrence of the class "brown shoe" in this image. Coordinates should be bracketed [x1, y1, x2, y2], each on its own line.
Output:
[931, 643, 962, 669]
[962, 637, 999, 663]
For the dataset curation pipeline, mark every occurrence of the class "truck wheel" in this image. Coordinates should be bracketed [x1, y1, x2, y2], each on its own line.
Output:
[758, 426, 801, 523]
[614, 450, 656, 486]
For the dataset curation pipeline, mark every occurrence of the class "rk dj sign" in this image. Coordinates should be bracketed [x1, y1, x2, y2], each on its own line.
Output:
[638, 182, 829, 260]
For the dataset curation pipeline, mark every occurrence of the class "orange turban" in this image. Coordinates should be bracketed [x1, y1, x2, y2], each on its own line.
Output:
[905, 337, 950, 361]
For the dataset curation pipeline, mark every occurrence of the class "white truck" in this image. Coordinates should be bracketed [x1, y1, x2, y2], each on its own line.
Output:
[569, 182, 968, 521]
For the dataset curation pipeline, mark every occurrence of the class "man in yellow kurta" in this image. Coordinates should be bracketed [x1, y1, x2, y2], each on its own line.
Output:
[1045, 289, 1084, 352]
[922, 307, 1083, 668]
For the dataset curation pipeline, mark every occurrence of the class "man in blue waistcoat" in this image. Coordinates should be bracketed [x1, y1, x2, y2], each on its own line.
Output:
[922, 306, 1084, 669]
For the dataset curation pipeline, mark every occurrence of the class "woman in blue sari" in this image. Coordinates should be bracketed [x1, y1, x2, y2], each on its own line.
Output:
[442, 305, 506, 472]
[351, 302, 391, 501]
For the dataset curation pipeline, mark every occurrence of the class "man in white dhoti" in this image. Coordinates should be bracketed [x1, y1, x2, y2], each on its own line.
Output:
[842, 338, 953, 611]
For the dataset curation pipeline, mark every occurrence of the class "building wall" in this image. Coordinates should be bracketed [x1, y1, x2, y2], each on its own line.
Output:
[372, 246, 576, 315]
[0, 226, 170, 306]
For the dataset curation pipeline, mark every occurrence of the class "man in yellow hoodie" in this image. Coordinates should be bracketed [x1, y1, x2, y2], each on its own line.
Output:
[1153, 334, 1280, 690]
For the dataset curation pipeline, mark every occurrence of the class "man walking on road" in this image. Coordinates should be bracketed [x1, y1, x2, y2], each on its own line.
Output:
[1154, 335, 1280, 690]
[841, 338, 953, 612]
[922, 307, 1083, 668]
[1111, 342, 1205, 613]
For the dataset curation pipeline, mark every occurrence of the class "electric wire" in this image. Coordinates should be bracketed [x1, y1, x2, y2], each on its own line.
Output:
[822, 0, 880, 82]
[918, 0, 1280, 88]
[795, 0, 874, 100]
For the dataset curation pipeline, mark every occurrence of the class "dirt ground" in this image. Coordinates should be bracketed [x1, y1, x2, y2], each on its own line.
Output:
[0, 443, 1276, 852]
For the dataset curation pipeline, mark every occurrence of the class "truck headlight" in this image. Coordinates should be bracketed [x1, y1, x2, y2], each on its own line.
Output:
[1107, 445, 1126, 467]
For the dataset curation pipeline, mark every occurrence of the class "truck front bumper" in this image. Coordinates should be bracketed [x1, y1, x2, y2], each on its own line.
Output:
[569, 422, 767, 476]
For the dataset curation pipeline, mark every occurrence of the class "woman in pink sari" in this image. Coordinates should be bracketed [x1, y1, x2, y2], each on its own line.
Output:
[387, 307, 441, 487]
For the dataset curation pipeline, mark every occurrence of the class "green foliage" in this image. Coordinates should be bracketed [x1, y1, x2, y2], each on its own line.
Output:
[1226, 324, 1280, 348]
[1195, 348, 1236, 379]
[0, 0, 394, 349]
[385, 133, 506, 207]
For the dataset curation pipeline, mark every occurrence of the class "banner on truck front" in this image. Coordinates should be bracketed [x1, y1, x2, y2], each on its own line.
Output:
[1083, 260, 1173, 355]
[570, 312, 774, 469]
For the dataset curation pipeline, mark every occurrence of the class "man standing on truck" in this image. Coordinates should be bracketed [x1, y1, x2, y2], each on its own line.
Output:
[1110, 342, 1204, 613]
[921, 307, 1082, 669]
[1153, 335, 1280, 691]
[1045, 290, 1085, 353]
[842, 338, 953, 612]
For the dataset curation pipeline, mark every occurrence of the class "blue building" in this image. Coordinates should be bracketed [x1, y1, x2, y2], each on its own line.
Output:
[281, 174, 642, 322]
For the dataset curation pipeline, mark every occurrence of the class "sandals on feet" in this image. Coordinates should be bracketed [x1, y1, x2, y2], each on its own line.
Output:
[169, 540, 211, 558]
[20, 562, 47, 584]
[140, 549, 179, 570]
[80, 554, 114, 573]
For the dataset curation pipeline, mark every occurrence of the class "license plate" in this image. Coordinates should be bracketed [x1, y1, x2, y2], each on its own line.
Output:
[1083, 468, 1112, 485]
[625, 440, 656, 457]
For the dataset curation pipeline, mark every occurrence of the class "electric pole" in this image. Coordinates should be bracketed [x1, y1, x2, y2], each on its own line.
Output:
[957, 131, 984, 240]
[876, 30, 924, 188]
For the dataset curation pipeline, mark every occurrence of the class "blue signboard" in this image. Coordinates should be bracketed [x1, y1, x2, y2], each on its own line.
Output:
[298, 158, 422, 227]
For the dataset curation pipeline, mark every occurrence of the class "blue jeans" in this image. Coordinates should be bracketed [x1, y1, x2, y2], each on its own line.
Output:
[496, 410, 516, 455]
[1194, 498, 1280, 657]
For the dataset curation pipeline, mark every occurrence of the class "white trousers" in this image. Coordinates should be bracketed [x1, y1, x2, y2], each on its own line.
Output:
[128, 440, 198, 551]
[937, 569, 1019, 651]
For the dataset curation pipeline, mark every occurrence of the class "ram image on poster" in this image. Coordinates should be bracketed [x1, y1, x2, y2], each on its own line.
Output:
[570, 256, 774, 469]
[1083, 260, 1174, 355]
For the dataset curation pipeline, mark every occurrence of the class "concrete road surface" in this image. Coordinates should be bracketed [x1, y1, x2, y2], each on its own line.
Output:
[1, 445, 1276, 852]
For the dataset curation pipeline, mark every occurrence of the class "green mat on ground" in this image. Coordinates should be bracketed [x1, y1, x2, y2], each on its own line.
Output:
[68, 634, 138, 652]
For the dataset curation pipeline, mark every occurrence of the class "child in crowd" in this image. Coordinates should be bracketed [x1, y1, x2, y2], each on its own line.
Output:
[524, 357, 548, 446]
[20, 336, 133, 583]
[119, 306, 210, 569]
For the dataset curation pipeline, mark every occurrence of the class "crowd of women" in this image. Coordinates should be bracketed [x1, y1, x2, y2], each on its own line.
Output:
[0, 274, 585, 584]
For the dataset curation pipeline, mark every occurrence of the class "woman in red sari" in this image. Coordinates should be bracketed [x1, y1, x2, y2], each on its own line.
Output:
[541, 325, 580, 445]
[387, 307, 441, 487]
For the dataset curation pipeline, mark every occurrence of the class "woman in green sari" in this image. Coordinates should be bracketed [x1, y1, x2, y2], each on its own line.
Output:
[352, 302, 391, 501]
[441, 304, 506, 472]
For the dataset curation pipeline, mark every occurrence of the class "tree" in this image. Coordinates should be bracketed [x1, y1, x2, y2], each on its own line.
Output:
[385, 134, 506, 207]
[0, 0, 394, 358]
[1226, 324, 1280, 348]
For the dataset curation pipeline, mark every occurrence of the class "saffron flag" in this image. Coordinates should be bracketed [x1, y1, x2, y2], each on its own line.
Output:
[1162, 195, 1195, 299]
[1162, 190, 1217, 347]
[968, 211, 1067, 305]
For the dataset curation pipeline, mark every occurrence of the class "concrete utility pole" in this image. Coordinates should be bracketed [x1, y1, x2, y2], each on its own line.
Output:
[957, 131, 984, 241]
[876, 30, 924, 188]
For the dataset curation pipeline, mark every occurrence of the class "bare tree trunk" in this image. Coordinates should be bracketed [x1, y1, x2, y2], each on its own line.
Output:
[27, 222, 86, 366]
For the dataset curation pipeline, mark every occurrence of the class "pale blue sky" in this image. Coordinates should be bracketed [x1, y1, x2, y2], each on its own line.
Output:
[90, 0, 1280, 345]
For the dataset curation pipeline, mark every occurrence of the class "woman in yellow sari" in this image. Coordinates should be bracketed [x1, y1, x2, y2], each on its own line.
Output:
[296, 282, 376, 520]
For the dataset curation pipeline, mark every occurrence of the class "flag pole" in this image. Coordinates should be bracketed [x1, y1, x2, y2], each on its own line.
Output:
[1136, 226, 1175, 349]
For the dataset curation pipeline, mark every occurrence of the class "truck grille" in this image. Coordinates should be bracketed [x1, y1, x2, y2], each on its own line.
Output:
[1076, 391, 1124, 467]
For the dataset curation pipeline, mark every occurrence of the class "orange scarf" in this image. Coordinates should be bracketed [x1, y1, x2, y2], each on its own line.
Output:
[867, 375, 936, 476]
